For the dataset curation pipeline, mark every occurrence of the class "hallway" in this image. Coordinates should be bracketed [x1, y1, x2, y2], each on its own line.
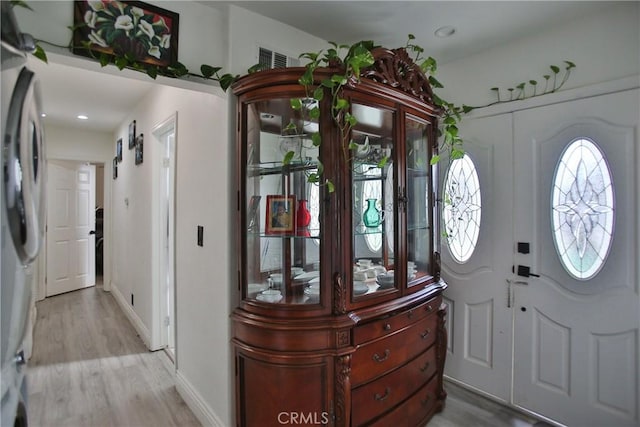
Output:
[27, 285, 200, 427]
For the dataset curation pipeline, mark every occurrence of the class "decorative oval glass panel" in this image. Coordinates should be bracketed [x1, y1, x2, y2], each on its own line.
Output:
[551, 138, 614, 280]
[442, 154, 481, 263]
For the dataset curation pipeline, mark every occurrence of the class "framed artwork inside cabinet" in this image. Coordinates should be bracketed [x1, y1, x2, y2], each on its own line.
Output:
[265, 195, 295, 235]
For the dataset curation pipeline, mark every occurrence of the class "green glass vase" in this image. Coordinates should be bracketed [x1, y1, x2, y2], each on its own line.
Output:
[363, 198, 381, 228]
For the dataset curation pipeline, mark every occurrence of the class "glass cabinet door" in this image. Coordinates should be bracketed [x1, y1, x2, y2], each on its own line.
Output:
[243, 98, 321, 305]
[351, 103, 396, 297]
[405, 115, 432, 286]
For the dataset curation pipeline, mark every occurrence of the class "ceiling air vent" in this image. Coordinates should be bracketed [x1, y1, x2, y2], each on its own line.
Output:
[258, 47, 300, 70]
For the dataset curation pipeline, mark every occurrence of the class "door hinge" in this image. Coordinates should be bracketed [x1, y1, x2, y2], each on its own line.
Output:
[162, 158, 170, 168]
[164, 316, 170, 327]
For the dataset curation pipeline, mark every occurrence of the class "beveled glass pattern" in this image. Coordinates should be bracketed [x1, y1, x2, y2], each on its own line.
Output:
[443, 154, 481, 263]
[551, 138, 614, 280]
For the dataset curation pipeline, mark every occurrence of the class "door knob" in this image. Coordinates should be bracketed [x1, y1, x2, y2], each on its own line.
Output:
[515, 265, 539, 278]
[89, 230, 96, 235]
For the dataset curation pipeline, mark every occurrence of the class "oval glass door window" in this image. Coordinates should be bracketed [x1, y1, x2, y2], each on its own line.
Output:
[443, 154, 481, 263]
[551, 137, 614, 280]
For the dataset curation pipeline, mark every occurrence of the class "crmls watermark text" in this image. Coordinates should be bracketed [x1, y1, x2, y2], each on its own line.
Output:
[277, 412, 330, 425]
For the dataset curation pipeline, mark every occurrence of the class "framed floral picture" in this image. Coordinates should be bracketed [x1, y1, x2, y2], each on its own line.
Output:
[265, 195, 296, 235]
[72, 1, 179, 69]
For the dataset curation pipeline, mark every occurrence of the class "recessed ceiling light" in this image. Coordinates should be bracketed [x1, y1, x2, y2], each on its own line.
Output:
[434, 26, 456, 38]
[77, 114, 89, 120]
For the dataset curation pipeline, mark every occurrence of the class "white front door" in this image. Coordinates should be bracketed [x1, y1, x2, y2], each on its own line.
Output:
[441, 113, 514, 401]
[512, 89, 639, 426]
[46, 161, 96, 296]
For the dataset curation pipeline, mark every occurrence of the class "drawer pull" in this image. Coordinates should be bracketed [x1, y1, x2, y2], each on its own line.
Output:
[408, 310, 414, 319]
[426, 304, 433, 312]
[420, 362, 430, 373]
[383, 323, 391, 331]
[421, 396, 431, 406]
[421, 329, 431, 339]
[374, 387, 391, 402]
[372, 349, 390, 363]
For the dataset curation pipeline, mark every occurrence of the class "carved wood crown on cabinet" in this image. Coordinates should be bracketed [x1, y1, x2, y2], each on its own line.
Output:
[232, 47, 447, 427]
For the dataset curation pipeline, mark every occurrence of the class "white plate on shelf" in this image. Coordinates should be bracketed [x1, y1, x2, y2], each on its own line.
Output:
[294, 271, 320, 281]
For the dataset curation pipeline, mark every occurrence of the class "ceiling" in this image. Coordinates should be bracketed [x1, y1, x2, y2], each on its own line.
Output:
[31, 1, 610, 133]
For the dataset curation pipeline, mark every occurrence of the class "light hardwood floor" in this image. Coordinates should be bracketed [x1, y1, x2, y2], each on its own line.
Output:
[27, 284, 548, 427]
[27, 283, 200, 427]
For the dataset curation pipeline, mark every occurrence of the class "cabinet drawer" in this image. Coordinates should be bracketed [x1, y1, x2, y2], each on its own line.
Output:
[367, 376, 439, 427]
[351, 314, 438, 386]
[354, 296, 441, 345]
[351, 345, 437, 425]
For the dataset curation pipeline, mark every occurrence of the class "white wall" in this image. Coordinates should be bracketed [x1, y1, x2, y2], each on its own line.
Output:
[437, 2, 640, 108]
[109, 83, 230, 425]
[227, 5, 327, 74]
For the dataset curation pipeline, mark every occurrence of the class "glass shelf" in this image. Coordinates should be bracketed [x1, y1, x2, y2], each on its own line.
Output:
[248, 161, 319, 177]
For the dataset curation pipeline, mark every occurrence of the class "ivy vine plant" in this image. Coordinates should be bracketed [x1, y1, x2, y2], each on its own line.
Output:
[286, 35, 467, 192]
[466, 60, 577, 110]
[10, 0, 250, 91]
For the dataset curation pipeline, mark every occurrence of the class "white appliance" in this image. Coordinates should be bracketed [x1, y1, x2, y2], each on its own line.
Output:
[1, 2, 46, 425]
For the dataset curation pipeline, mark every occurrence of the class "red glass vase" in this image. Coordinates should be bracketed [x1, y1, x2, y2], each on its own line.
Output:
[296, 199, 311, 236]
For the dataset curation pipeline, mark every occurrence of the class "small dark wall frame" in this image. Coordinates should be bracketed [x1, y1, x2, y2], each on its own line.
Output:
[128, 120, 136, 149]
[135, 134, 144, 165]
[72, 1, 179, 69]
[116, 138, 123, 162]
[112, 156, 118, 179]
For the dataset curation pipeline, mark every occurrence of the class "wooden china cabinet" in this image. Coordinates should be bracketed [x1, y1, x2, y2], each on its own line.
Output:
[232, 47, 448, 427]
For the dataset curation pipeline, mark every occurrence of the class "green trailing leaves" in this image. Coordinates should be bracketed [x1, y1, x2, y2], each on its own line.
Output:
[10, 0, 33, 11]
[32, 44, 47, 63]
[282, 151, 295, 165]
[475, 61, 576, 109]
[200, 65, 221, 79]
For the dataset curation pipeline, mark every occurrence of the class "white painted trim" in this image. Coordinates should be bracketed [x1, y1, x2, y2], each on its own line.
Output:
[175, 370, 226, 427]
[150, 113, 178, 353]
[110, 281, 153, 350]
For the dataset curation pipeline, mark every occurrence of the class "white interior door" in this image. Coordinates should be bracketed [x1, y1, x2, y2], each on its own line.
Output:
[512, 89, 639, 426]
[46, 161, 96, 297]
[441, 113, 514, 401]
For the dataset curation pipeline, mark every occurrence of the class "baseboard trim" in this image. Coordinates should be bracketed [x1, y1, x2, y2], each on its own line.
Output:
[175, 370, 226, 427]
[110, 282, 152, 350]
